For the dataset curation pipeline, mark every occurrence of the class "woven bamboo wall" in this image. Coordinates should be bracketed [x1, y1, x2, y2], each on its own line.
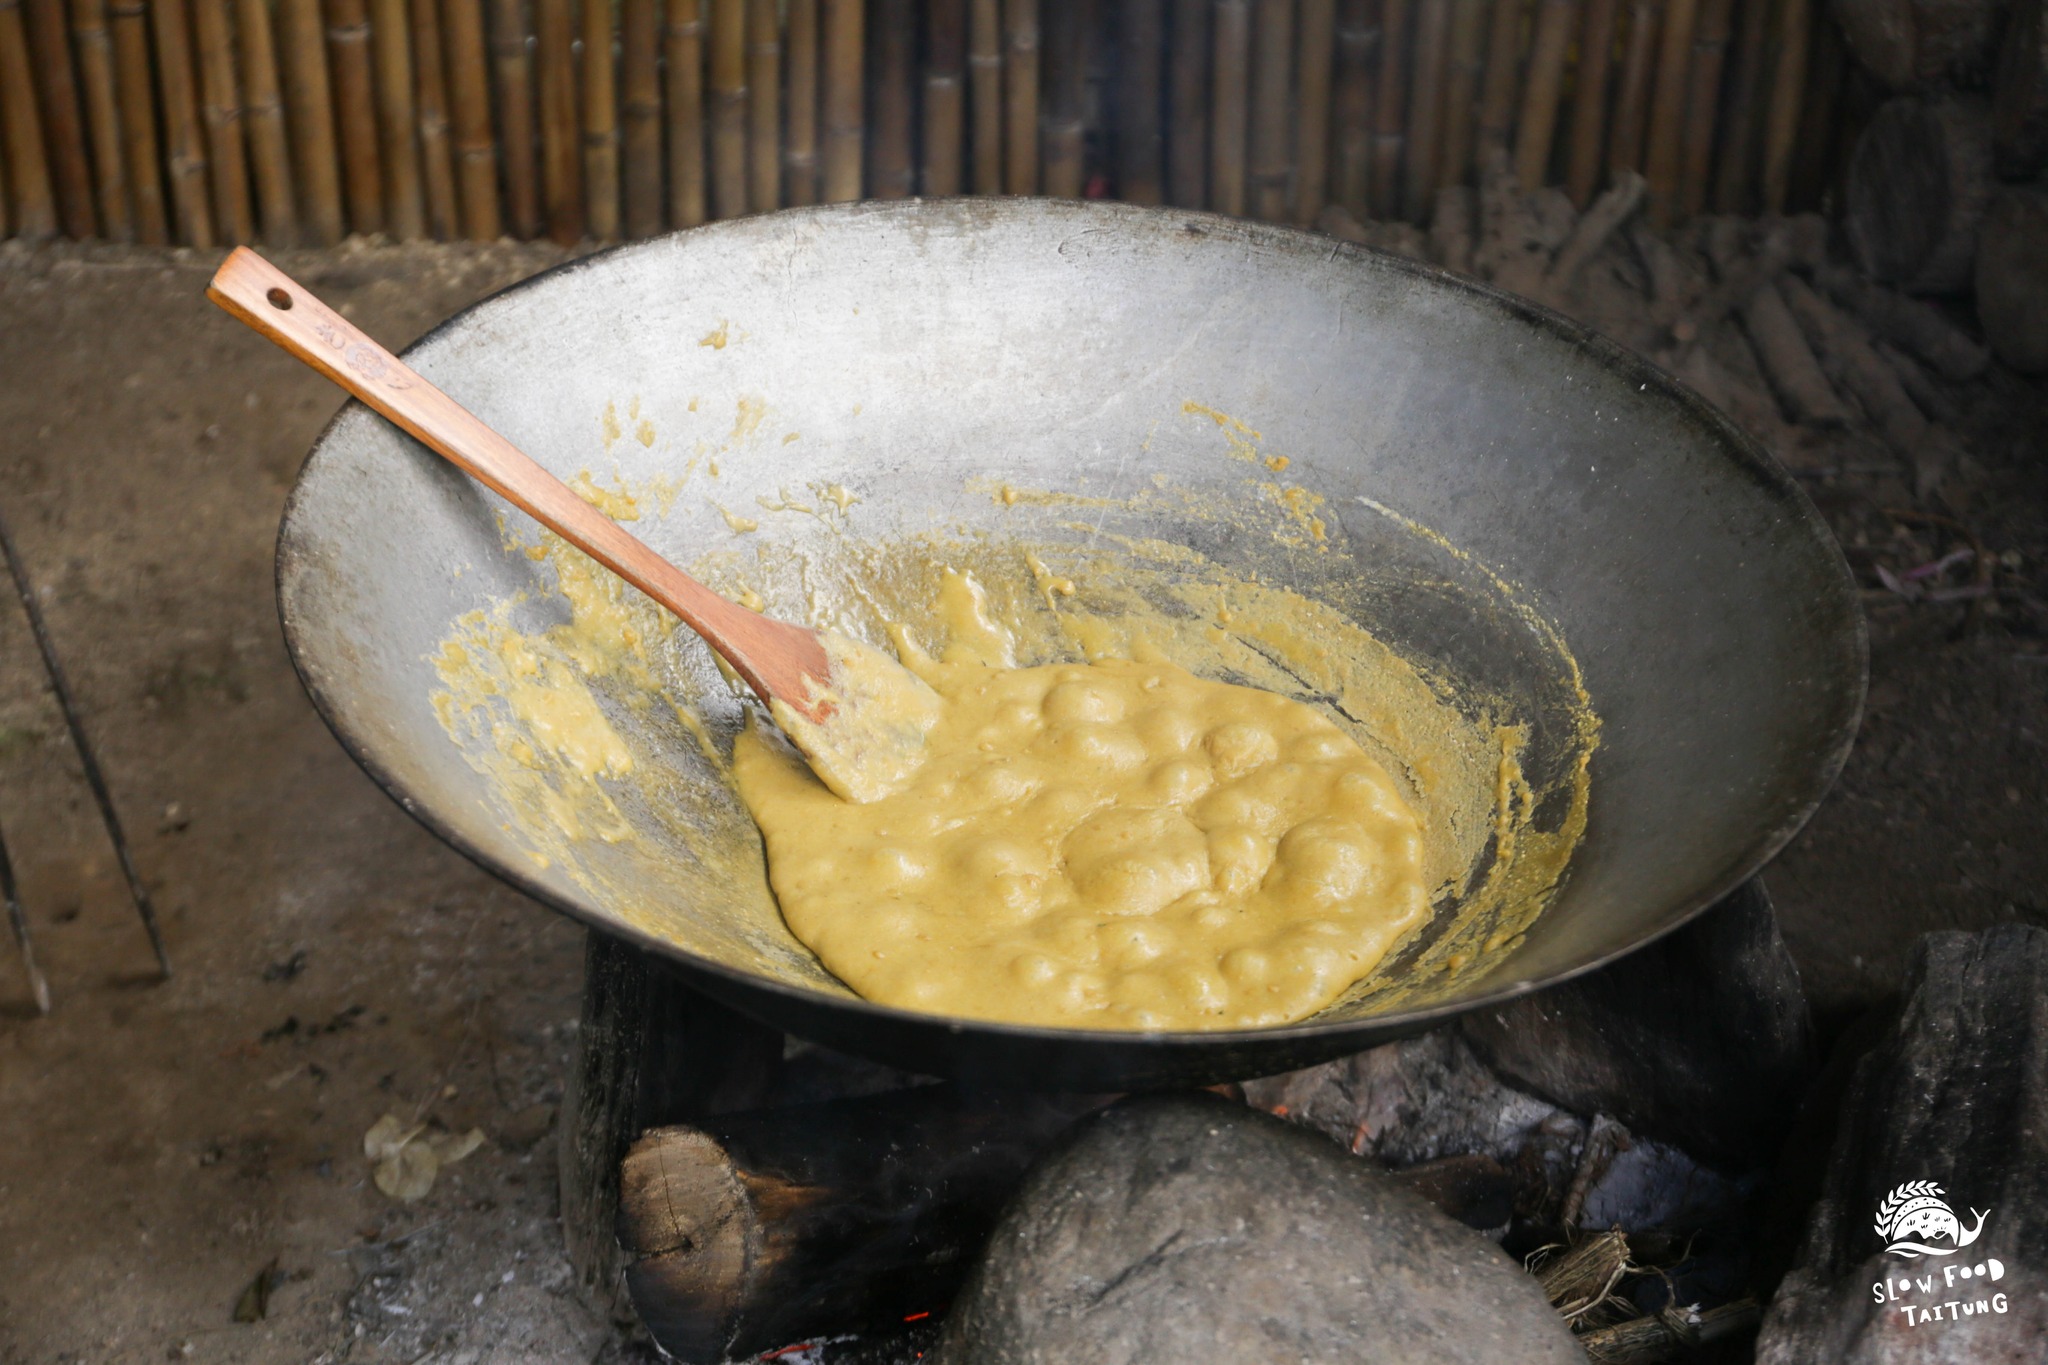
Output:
[0, 0, 1866, 247]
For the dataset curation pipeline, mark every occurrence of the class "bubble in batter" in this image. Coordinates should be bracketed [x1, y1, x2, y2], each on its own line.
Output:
[733, 633, 1431, 1031]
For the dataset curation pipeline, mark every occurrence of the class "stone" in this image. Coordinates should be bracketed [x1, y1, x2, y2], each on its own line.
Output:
[934, 1093, 1584, 1365]
[1756, 925, 2048, 1363]
[1458, 877, 1815, 1169]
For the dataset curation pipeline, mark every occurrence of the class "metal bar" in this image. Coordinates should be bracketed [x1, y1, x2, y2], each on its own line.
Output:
[0, 813, 50, 1014]
[0, 507, 170, 979]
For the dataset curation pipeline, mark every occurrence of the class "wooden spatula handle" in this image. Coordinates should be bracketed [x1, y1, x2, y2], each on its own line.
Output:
[210, 247, 829, 715]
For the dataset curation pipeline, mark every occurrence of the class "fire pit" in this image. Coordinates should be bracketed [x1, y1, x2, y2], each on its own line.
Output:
[559, 879, 1803, 1362]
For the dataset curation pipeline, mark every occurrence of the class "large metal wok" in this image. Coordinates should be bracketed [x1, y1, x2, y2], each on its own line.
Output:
[276, 199, 1862, 1088]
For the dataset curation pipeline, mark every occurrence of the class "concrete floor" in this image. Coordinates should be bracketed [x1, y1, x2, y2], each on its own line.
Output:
[0, 241, 641, 1364]
[0, 236, 2042, 1364]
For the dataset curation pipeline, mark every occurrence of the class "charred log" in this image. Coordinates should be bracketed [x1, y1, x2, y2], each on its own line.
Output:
[618, 1086, 1106, 1361]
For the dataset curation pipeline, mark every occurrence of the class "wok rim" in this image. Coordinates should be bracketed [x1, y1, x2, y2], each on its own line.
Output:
[272, 197, 1867, 1065]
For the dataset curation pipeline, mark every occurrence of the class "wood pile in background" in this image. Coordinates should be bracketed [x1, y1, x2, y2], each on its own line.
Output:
[0, 0, 1874, 248]
[1320, 148, 1992, 500]
[1827, 0, 2048, 368]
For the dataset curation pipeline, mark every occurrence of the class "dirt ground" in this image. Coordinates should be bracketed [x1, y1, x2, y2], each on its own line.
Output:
[1766, 356, 2048, 1028]
[0, 235, 2042, 1364]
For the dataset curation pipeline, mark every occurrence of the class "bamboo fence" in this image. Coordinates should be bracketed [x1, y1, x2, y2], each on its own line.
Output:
[0, 0, 1870, 245]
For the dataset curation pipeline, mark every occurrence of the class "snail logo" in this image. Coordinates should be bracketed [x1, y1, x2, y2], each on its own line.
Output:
[1875, 1181, 1989, 1259]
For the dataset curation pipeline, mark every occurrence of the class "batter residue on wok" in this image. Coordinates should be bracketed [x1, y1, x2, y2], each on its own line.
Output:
[733, 576, 1431, 1030]
[429, 431, 1598, 1034]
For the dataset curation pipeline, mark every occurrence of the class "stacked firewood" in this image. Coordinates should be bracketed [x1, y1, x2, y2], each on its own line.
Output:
[1828, 0, 2048, 370]
[1321, 148, 1994, 505]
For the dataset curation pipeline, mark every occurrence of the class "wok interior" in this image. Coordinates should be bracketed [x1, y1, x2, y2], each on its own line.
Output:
[279, 201, 1861, 1039]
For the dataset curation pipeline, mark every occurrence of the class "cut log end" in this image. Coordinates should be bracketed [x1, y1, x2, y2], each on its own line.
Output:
[1844, 94, 1994, 295]
[1994, 0, 2048, 176]
[1977, 183, 2048, 373]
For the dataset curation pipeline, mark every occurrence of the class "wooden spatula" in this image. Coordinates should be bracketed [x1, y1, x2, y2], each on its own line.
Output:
[210, 247, 937, 802]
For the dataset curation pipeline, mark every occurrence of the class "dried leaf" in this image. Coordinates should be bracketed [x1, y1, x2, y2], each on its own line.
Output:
[426, 1127, 486, 1166]
[363, 1114, 423, 1163]
[231, 1258, 281, 1323]
[363, 1115, 487, 1203]
[373, 1140, 440, 1202]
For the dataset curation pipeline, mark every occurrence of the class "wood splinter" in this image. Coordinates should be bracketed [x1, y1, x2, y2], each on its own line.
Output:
[1695, 222, 1846, 428]
[1543, 171, 1648, 301]
[1780, 273, 1959, 496]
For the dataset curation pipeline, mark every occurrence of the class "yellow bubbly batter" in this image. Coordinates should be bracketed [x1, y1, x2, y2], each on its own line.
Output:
[734, 615, 1431, 1029]
[427, 395, 1599, 1034]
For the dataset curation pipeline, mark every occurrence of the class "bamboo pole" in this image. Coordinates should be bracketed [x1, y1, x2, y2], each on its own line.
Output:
[108, 0, 168, 240]
[488, 0, 537, 235]
[1513, 0, 1577, 189]
[1438, 0, 1488, 195]
[1405, 0, 1451, 218]
[1756, 0, 1803, 212]
[1676, 0, 1731, 216]
[443, 0, 499, 238]
[708, 0, 744, 216]
[619, 0, 659, 233]
[325, 0, 383, 234]
[25, 0, 98, 235]
[926, 0, 967, 195]
[1210, 0, 1247, 214]
[68, 0, 132, 238]
[533, 0, 582, 239]
[1331, 0, 1373, 216]
[1371, 0, 1411, 213]
[1292, 0, 1334, 222]
[237, 0, 296, 241]
[1785, 0, 1841, 210]
[784, 0, 817, 203]
[665, 0, 706, 223]
[371, 0, 425, 236]
[871, 0, 915, 198]
[1710, 0, 1769, 212]
[193, 0, 255, 241]
[1248, 0, 1293, 220]
[408, 0, 455, 236]
[969, 0, 1000, 191]
[0, 0, 58, 238]
[1563, 0, 1619, 204]
[1119, 0, 1163, 202]
[1002, 0, 1037, 193]
[154, 0, 217, 243]
[747, 0, 779, 208]
[1475, 0, 1523, 156]
[1166, 0, 1206, 206]
[1040, 0, 1086, 197]
[581, 0, 618, 237]
[1605, 0, 1659, 180]
[1640, 0, 1697, 223]
[819, 0, 861, 200]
